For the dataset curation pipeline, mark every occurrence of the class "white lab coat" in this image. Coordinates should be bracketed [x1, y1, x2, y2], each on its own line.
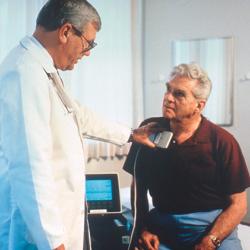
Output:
[0, 36, 130, 250]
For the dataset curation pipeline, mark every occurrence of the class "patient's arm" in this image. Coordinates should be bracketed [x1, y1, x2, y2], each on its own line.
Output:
[194, 191, 247, 250]
[130, 176, 151, 250]
[130, 178, 149, 220]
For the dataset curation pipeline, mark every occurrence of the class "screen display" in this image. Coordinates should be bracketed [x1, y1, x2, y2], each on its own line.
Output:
[86, 179, 113, 201]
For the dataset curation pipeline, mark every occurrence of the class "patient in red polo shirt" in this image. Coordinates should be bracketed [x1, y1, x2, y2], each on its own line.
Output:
[124, 63, 250, 250]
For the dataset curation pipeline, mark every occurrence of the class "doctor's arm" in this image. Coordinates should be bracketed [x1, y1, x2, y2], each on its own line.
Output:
[78, 105, 157, 148]
[194, 191, 247, 250]
[54, 244, 65, 250]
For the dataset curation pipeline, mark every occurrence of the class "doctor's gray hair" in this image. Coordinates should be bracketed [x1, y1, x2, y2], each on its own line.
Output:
[36, 0, 101, 32]
[170, 63, 212, 100]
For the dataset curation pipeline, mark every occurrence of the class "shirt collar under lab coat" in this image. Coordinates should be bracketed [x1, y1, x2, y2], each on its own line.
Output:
[20, 36, 57, 75]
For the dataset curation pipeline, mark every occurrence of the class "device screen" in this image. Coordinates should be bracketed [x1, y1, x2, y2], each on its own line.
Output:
[86, 179, 113, 201]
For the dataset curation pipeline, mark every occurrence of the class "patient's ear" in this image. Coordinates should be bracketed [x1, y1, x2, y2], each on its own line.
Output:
[197, 100, 206, 112]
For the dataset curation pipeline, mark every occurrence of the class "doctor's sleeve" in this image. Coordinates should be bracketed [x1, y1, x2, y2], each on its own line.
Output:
[78, 105, 131, 146]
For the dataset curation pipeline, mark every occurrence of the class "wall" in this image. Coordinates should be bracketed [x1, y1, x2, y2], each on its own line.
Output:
[143, 0, 250, 222]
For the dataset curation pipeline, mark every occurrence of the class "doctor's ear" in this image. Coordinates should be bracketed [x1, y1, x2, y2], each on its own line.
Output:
[58, 23, 72, 43]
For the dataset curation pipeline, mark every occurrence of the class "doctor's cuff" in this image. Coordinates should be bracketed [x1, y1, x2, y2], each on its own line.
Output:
[128, 129, 134, 142]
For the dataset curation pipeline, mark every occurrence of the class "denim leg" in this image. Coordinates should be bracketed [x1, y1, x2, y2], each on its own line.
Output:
[218, 228, 243, 250]
[144, 208, 245, 249]
[146, 208, 222, 247]
[158, 243, 173, 250]
[158, 243, 194, 250]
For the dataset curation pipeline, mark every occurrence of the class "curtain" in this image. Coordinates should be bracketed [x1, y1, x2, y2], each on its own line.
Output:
[0, 0, 46, 62]
[62, 0, 133, 125]
[0, 0, 144, 161]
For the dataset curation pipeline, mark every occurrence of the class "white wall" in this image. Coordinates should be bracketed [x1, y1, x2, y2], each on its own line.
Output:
[143, 0, 250, 222]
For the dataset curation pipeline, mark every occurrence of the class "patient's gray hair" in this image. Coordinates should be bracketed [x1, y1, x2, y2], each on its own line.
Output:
[170, 63, 212, 100]
[36, 0, 101, 32]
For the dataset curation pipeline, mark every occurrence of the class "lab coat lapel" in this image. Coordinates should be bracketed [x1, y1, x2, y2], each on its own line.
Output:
[48, 72, 84, 142]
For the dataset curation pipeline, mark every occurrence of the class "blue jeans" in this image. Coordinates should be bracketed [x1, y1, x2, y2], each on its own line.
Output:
[146, 208, 242, 250]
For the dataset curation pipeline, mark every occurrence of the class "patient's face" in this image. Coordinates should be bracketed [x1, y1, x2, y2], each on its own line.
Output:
[162, 76, 199, 121]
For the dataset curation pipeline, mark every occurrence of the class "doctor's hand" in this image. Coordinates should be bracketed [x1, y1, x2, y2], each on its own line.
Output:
[138, 229, 160, 250]
[53, 244, 65, 250]
[131, 122, 163, 148]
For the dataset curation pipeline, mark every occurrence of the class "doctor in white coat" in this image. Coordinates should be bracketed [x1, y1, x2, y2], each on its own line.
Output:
[0, 1, 156, 250]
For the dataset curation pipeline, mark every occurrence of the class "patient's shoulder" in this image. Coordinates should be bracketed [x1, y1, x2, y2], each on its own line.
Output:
[140, 117, 169, 128]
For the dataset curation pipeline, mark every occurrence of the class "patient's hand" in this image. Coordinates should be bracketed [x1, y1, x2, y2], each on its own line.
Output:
[138, 229, 159, 250]
[194, 235, 216, 250]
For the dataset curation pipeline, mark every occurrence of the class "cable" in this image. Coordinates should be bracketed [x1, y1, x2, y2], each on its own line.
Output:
[127, 146, 141, 250]
[127, 131, 173, 249]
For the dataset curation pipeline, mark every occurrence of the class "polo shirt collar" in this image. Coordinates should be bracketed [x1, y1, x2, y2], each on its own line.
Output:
[187, 116, 211, 145]
[159, 116, 211, 145]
